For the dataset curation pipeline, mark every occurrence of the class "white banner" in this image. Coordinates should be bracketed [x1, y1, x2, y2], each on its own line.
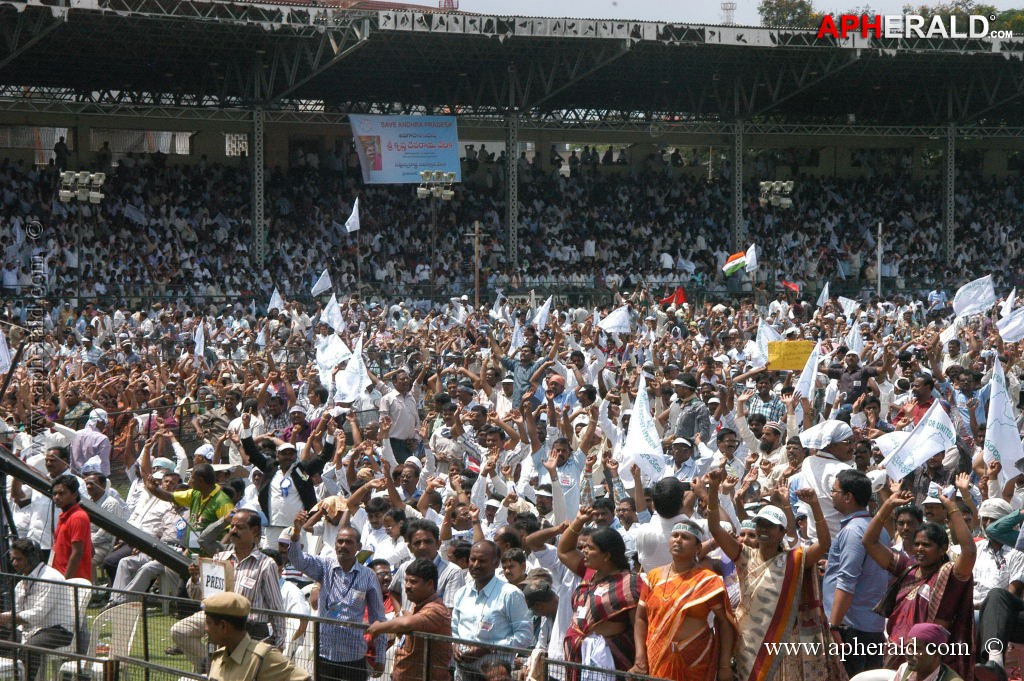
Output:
[997, 307, 1024, 343]
[345, 197, 361, 233]
[753, 319, 783, 368]
[0, 329, 11, 375]
[1002, 287, 1017, 319]
[268, 288, 284, 313]
[745, 243, 758, 273]
[620, 374, 666, 483]
[794, 340, 820, 401]
[838, 296, 860, 318]
[323, 294, 345, 332]
[311, 270, 332, 297]
[598, 306, 632, 334]
[334, 336, 372, 403]
[884, 401, 957, 481]
[816, 282, 830, 308]
[953, 274, 996, 318]
[984, 359, 1024, 484]
[532, 295, 553, 330]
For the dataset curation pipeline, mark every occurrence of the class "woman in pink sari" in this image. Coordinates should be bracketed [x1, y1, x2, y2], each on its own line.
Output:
[863, 489, 976, 681]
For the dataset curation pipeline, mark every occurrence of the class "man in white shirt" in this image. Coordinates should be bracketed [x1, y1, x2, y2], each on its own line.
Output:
[798, 420, 856, 540]
[633, 477, 691, 573]
[0, 539, 75, 681]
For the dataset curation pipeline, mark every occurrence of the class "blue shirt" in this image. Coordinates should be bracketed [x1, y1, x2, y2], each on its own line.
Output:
[451, 575, 534, 649]
[822, 511, 890, 633]
[287, 542, 386, 662]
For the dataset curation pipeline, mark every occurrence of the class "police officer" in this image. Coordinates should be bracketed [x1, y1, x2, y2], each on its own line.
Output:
[204, 592, 309, 681]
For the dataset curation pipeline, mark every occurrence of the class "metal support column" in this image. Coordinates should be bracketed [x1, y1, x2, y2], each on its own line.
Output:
[944, 123, 955, 263]
[732, 121, 744, 251]
[505, 65, 520, 267]
[252, 107, 266, 267]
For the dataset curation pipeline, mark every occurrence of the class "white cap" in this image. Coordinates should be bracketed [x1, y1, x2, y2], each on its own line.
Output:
[753, 505, 787, 528]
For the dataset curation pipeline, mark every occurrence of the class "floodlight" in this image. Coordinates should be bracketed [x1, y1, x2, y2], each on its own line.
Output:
[75, 171, 90, 185]
[441, 189, 454, 200]
[77, 187, 89, 202]
[420, 170, 432, 182]
[416, 187, 430, 199]
[60, 171, 76, 186]
[90, 173, 106, 188]
[782, 181, 794, 193]
[88, 191, 104, 204]
[59, 189, 73, 202]
[444, 172, 456, 183]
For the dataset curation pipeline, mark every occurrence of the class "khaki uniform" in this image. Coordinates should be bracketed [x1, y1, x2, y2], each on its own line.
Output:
[208, 634, 310, 681]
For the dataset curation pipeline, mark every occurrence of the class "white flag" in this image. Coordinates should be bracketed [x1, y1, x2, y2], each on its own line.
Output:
[1002, 288, 1017, 319]
[844, 323, 864, 356]
[939, 316, 962, 345]
[837, 296, 860, 318]
[873, 431, 912, 459]
[490, 291, 505, 322]
[193, 322, 205, 359]
[998, 307, 1024, 343]
[752, 319, 783, 368]
[598, 306, 632, 334]
[316, 333, 353, 390]
[0, 329, 10, 375]
[794, 340, 820, 401]
[335, 336, 372, 403]
[816, 282, 830, 308]
[953, 275, 996, 319]
[268, 288, 284, 313]
[532, 296, 553, 330]
[745, 244, 758, 273]
[323, 294, 345, 332]
[984, 359, 1024, 484]
[311, 270, 332, 297]
[345, 197, 361, 233]
[884, 401, 957, 481]
[509, 321, 525, 352]
[621, 374, 666, 483]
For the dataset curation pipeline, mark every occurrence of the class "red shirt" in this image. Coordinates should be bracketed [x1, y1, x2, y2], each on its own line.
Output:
[910, 397, 935, 426]
[52, 502, 93, 581]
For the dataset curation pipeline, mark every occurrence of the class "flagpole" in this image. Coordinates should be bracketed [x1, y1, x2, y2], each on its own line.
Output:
[356, 228, 361, 289]
[876, 221, 882, 298]
[473, 220, 481, 310]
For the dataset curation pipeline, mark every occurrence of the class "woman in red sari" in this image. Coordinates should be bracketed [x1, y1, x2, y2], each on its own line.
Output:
[557, 508, 643, 681]
[862, 489, 976, 681]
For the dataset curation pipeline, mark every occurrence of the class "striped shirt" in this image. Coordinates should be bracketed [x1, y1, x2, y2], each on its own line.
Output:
[287, 542, 386, 663]
[187, 548, 285, 650]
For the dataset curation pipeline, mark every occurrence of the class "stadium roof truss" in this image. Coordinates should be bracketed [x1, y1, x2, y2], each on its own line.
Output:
[1, 2, 1024, 132]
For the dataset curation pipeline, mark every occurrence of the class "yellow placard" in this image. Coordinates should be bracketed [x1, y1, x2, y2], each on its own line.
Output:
[766, 340, 815, 371]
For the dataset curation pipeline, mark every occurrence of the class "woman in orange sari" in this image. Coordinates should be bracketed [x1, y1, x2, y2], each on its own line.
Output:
[631, 519, 736, 681]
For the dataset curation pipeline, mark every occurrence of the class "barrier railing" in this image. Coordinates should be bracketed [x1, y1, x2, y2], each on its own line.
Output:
[0, 572, 670, 681]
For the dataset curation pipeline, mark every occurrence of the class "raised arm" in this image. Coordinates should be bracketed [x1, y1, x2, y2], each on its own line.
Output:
[707, 468, 741, 561]
[862, 489, 914, 573]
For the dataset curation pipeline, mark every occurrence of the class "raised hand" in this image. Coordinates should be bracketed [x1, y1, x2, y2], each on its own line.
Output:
[794, 488, 819, 506]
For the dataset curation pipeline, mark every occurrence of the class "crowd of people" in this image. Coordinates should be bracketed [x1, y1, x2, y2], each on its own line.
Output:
[0, 152, 1023, 681]
[0, 260, 1021, 681]
[1, 152, 1024, 315]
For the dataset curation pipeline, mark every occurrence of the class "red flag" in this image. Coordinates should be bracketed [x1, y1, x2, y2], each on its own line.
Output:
[659, 286, 687, 306]
[782, 281, 800, 293]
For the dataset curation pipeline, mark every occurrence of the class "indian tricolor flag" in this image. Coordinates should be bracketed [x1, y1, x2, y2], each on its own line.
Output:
[722, 244, 758, 276]
[722, 251, 748, 275]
